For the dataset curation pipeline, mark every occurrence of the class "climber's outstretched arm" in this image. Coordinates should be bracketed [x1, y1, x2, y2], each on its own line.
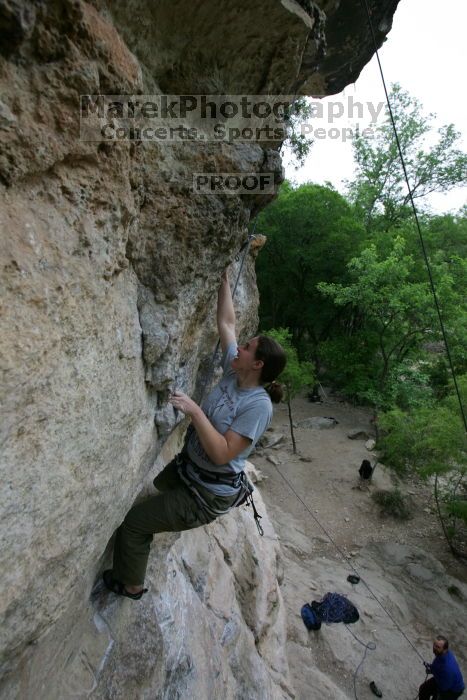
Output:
[217, 270, 236, 353]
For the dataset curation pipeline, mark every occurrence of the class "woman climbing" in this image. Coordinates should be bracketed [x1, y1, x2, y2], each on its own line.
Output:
[103, 268, 286, 599]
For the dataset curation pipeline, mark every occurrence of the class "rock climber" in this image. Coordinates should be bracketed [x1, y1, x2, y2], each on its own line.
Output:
[419, 635, 465, 700]
[103, 268, 287, 599]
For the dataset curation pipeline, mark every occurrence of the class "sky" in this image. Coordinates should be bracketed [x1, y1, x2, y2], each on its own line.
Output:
[284, 0, 467, 214]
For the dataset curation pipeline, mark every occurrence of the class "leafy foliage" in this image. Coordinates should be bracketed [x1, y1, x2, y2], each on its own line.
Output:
[348, 84, 467, 227]
[379, 402, 465, 479]
[372, 488, 412, 520]
[256, 84, 467, 554]
[256, 182, 365, 357]
[318, 236, 437, 407]
[282, 97, 315, 168]
[267, 328, 315, 400]
[379, 378, 466, 554]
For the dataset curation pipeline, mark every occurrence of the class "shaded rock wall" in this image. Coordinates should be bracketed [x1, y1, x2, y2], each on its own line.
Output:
[0, 0, 399, 695]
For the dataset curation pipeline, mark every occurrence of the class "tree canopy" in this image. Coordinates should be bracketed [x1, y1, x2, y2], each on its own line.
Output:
[256, 182, 365, 356]
[256, 83, 467, 554]
[348, 83, 467, 228]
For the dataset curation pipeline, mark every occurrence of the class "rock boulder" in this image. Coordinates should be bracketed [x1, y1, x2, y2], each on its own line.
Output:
[0, 0, 400, 694]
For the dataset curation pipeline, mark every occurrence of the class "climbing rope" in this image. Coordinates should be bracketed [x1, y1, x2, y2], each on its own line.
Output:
[270, 461, 426, 699]
[360, 0, 466, 433]
[272, 460, 425, 660]
[344, 623, 377, 699]
[312, 592, 359, 624]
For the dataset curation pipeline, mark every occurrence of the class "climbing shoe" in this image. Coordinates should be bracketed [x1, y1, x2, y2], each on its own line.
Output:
[103, 570, 148, 600]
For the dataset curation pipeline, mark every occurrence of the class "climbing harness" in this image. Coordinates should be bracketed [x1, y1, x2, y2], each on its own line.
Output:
[177, 457, 249, 517]
[188, 463, 244, 488]
[174, 451, 264, 534]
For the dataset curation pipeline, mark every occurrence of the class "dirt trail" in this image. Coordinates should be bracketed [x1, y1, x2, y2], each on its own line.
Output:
[252, 392, 467, 700]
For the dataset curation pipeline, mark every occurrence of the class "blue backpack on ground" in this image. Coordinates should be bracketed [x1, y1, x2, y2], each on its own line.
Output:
[301, 603, 322, 630]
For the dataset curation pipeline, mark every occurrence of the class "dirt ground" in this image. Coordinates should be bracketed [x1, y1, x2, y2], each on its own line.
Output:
[252, 391, 467, 700]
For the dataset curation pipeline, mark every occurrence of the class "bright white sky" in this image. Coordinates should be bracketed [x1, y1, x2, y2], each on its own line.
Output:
[284, 0, 467, 214]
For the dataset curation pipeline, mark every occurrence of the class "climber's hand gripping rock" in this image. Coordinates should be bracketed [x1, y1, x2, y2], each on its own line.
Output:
[169, 390, 199, 418]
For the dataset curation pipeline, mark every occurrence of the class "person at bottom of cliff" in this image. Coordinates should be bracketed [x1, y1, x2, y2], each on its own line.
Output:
[103, 269, 286, 600]
[419, 636, 465, 700]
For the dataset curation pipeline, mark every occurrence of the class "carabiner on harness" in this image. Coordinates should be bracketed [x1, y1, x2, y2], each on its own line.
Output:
[246, 494, 264, 536]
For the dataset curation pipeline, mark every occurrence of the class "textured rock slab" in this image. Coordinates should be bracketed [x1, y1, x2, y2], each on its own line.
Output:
[280, 540, 467, 700]
[298, 416, 338, 429]
[0, 477, 294, 700]
[259, 431, 286, 448]
[347, 428, 371, 440]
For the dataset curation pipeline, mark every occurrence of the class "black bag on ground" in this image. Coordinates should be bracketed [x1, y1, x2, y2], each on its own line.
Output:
[301, 592, 359, 631]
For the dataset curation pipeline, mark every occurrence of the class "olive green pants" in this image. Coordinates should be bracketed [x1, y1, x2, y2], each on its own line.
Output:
[112, 458, 236, 586]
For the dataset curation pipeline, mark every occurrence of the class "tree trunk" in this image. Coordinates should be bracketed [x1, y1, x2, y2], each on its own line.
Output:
[434, 474, 458, 557]
[287, 398, 297, 453]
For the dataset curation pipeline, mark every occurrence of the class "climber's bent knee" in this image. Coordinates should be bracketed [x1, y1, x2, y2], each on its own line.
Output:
[123, 488, 213, 535]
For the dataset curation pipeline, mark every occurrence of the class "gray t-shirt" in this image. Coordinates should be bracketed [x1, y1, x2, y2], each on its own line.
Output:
[185, 342, 273, 495]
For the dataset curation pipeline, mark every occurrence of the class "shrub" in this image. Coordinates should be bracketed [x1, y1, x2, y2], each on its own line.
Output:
[372, 488, 412, 520]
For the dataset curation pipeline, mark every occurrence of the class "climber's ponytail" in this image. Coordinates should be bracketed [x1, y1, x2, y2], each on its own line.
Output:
[264, 380, 284, 404]
[254, 335, 287, 404]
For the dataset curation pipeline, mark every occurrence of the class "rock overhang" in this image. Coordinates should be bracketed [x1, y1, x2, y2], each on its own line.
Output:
[0, 0, 402, 694]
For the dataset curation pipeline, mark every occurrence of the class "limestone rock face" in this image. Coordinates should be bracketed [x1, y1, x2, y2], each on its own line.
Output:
[0, 0, 399, 695]
[1, 465, 293, 700]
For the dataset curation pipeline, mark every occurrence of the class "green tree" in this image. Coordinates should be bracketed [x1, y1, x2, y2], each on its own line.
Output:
[256, 182, 365, 359]
[265, 328, 315, 453]
[318, 236, 439, 407]
[282, 97, 315, 167]
[349, 84, 467, 229]
[422, 208, 467, 262]
[379, 376, 467, 556]
[346, 209, 467, 385]
[373, 209, 467, 283]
